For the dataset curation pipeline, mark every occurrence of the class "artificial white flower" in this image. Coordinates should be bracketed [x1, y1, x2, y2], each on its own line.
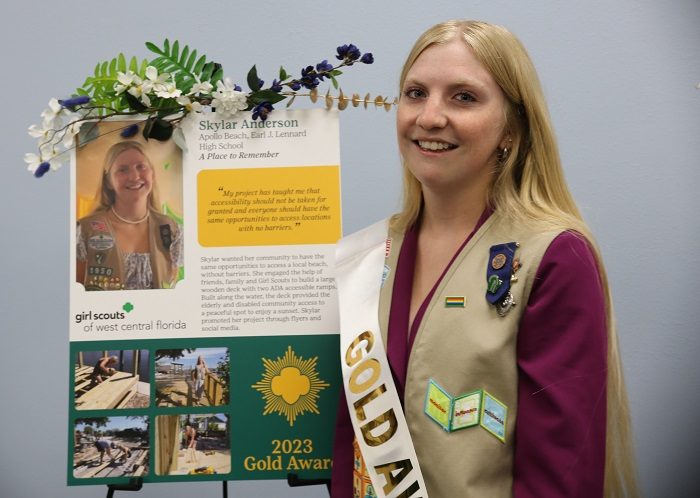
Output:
[24, 153, 44, 173]
[128, 84, 151, 107]
[211, 79, 248, 119]
[143, 66, 170, 94]
[176, 95, 203, 113]
[189, 76, 213, 96]
[114, 71, 140, 95]
[155, 77, 182, 99]
[62, 121, 83, 148]
[40, 98, 69, 130]
[28, 123, 51, 139]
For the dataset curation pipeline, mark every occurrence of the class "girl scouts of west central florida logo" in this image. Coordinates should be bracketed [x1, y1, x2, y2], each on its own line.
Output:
[251, 346, 329, 426]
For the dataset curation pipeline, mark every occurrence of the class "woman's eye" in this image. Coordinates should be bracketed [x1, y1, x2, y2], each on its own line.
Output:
[404, 88, 425, 99]
[455, 92, 476, 102]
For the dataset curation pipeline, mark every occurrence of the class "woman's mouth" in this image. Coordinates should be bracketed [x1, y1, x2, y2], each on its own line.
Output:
[126, 183, 145, 190]
[416, 140, 457, 152]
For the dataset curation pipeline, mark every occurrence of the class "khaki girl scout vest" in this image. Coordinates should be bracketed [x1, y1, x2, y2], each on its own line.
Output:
[377, 214, 561, 497]
[79, 211, 178, 290]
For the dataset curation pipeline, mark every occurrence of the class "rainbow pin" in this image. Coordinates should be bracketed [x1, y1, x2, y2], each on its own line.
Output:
[445, 296, 466, 308]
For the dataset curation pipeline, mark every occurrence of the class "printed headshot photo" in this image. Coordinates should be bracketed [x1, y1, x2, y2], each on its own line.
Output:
[155, 413, 231, 476]
[74, 350, 150, 410]
[75, 120, 183, 291]
[73, 416, 149, 479]
[155, 347, 229, 407]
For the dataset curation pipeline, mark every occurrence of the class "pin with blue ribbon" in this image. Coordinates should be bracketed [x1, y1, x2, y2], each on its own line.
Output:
[486, 242, 519, 316]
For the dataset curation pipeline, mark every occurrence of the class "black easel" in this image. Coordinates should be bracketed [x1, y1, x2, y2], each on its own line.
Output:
[105, 478, 143, 498]
[106, 478, 232, 497]
[105, 475, 330, 497]
[287, 473, 331, 495]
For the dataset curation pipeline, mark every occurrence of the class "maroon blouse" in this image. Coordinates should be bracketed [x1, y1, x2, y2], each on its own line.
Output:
[331, 220, 607, 497]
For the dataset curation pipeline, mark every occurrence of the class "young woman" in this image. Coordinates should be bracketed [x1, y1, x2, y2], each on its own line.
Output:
[332, 20, 638, 497]
[192, 356, 209, 404]
[76, 140, 182, 290]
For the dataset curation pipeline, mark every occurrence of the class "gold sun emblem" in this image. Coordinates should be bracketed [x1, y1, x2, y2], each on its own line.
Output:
[251, 346, 330, 426]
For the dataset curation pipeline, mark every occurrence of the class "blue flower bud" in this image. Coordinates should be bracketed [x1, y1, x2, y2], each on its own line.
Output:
[120, 123, 139, 138]
[252, 102, 274, 121]
[270, 79, 283, 93]
[316, 60, 334, 73]
[34, 161, 51, 178]
[360, 53, 374, 64]
[234, 84, 242, 92]
[290, 82, 302, 91]
[336, 44, 361, 62]
[59, 95, 91, 108]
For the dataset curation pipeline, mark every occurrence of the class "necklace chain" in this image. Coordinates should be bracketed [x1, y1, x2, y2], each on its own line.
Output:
[111, 207, 149, 224]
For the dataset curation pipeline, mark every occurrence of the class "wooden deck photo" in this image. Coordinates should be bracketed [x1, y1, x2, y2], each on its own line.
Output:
[155, 414, 230, 476]
[74, 350, 150, 410]
[73, 416, 149, 479]
[154, 347, 229, 408]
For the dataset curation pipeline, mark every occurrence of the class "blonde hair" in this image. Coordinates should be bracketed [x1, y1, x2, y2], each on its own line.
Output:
[393, 20, 639, 497]
[92, 140, 161, 213]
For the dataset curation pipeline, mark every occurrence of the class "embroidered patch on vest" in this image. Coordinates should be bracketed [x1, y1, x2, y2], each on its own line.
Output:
[451, 389, 482, 431]
[444, 296, 466, 308]
[480, 391, 508, 443]
[159, 224, 172, 250]
[381, 264, 391, 287]
[424, 379, 452, 431]
[90, 220, 108, 232]
[424, 382, 508, 440]
[486, 242, 520, 317]
[88, 234, 115, 251]
[88, 266, 114, 277]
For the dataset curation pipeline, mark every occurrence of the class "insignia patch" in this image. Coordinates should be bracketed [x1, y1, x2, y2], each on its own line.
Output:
[385, 237, 392, 258]
[451, 389, 482, 431]
[88, 266, 114, 277]
[381, 264, 391, 287]
[480, 391, 508, 443]
[90, 220, 108, 232]
[88, 234, 114, 251]
[491, 253, 507, 270]
[424, 379, 452, 431]
[159, 224, 172, 250]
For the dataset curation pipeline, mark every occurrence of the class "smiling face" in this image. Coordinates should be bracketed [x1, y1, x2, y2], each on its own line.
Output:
[106, 148, 154, 205]
[397, 38, 508, 199]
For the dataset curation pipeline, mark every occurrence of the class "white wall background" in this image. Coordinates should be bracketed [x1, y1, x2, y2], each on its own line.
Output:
[1, 1, 698, 497]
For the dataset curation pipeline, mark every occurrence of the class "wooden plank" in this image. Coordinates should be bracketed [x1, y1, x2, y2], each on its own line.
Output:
[75, 372, 138, 410]
[115, 388, 137, 409]
[79, 450, 124, 478]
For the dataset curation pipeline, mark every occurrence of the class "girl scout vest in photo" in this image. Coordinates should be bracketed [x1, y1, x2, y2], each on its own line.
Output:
[80, 210, 177, 291]
[337, 213, 561, 498]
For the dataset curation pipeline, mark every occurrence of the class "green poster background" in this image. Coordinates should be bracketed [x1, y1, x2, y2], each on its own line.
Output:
[68, 334, 340, 486]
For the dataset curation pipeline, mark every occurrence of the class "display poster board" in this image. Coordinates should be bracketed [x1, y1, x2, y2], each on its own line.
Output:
[68, 109, 342, 485]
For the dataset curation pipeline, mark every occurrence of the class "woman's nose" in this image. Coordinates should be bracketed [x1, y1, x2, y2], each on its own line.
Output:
[416, 97, 447, 130]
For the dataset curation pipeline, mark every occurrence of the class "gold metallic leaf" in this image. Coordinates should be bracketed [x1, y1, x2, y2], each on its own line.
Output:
[325, 89, 333, 110]
[374, 96, 385, 108]
[338, 89, 348, 110]
[364, 93, 370, 109]
[309, 88, 318, 103]
[285, 94, 297, 108]
[384, 99, 392, 111]
[352, 93, 361, 107]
